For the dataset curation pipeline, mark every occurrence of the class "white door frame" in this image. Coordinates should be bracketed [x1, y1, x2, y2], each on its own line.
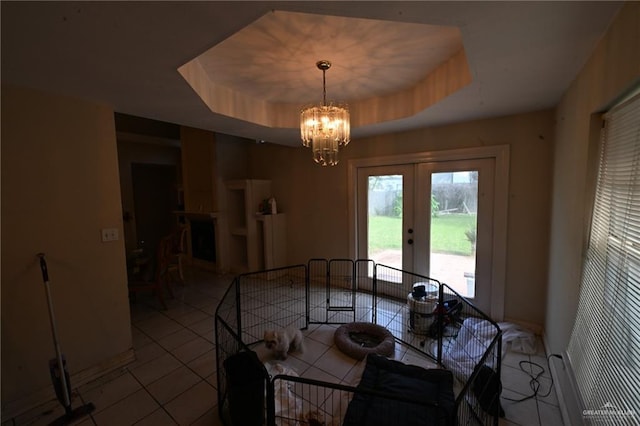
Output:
[347, 145, 509, 320]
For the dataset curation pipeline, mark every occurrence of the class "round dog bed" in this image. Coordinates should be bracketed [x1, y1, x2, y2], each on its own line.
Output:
[334, 322, 395, 360]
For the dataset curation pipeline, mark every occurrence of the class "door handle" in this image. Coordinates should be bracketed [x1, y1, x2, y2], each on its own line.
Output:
[408, 238, 414, 245]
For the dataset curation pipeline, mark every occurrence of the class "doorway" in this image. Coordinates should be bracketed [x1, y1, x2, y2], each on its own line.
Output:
[350, 146, 508, 319]
[131, 163, 178, 254]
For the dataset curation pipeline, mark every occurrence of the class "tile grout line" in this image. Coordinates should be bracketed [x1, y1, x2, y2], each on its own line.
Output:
[75, 388, 98, 425]
[128, 367, 180, 426]
[144, 320, 215, 384]
[133, 296, 219, 422]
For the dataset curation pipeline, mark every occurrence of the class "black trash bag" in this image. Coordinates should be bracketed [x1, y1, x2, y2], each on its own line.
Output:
[223, 351, 267, 426]
[472, 365, 505, 418]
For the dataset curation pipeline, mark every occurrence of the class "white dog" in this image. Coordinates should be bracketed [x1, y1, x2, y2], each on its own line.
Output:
[264, 327, 305, 360]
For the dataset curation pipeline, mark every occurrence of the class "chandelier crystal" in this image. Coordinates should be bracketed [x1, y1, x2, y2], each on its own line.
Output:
[300, 60, 350, 166]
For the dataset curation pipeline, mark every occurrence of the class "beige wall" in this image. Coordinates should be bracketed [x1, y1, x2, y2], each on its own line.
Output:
[1, 86, 132, 411]
[215, 133, 251, 212]
[215, 133, 250, 181]
[249, 109, 554, 326]
[546, 2, 640, 355]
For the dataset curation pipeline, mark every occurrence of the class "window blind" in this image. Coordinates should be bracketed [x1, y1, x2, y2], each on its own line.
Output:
[567, 93, 640, 425]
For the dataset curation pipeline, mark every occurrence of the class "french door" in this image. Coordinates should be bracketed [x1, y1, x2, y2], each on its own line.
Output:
[356, 158, 496, 314]
[356, 165, 414, 271]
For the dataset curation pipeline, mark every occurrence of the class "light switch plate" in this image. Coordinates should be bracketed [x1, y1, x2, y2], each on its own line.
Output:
[101, 228, 119, 242]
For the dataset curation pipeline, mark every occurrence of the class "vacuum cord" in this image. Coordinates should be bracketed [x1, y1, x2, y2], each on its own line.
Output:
[503, 354, 562, 403]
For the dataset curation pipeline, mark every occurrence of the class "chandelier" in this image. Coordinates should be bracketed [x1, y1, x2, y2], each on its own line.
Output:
[300, 60, 350, 166]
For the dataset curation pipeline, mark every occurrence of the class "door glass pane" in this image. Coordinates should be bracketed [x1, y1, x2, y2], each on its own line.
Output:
[430, 171, 478, 297]
[368, 175, 402, 269]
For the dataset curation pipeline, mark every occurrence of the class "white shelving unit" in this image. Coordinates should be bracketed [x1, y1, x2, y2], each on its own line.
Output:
[225, 179, 285, 273]
[257, 213, 287, 270]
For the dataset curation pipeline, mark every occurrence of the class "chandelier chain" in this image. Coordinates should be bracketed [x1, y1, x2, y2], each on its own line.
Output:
[322, 68, 327, 106]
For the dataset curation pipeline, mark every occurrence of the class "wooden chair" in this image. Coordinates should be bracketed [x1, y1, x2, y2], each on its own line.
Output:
[167, 226, 188, 285]
[128, 236, 174, 310]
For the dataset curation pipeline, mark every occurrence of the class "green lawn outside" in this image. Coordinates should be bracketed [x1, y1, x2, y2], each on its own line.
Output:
[368, 214, 476, 256]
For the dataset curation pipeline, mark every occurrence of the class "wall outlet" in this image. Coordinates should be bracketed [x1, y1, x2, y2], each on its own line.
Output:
[101, 228, 119, 242]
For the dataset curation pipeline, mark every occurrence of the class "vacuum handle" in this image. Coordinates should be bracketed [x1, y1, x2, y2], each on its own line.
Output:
[39, 254, 50, 283]
[37, 252, 72, 409]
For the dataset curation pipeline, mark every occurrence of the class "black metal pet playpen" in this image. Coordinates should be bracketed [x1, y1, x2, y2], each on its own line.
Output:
[215, 259, 503, 426]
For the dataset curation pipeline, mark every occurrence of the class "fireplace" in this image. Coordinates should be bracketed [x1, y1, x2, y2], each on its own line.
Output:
[189, 219, 216, 262]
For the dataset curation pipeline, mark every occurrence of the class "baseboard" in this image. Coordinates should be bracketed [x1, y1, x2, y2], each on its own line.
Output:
[502, 316, 543, 335]
[190, 257, 221, 273]
[1, 348, 136, 420]
[542, 333, 585, 426]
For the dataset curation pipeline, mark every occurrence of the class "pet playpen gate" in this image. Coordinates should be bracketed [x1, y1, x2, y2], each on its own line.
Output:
[215, 259, 502, 426]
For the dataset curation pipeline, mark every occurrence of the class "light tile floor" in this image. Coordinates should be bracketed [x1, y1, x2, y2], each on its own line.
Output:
[4, 267, 564, 426]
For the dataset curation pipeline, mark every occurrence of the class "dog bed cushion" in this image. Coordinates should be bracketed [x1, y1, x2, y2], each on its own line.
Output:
[343, 354, 456, 426]
[334, 322, 395, 360]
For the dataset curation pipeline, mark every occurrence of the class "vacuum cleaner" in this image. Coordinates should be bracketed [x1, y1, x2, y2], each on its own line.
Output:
[38, 253, 95, 425]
